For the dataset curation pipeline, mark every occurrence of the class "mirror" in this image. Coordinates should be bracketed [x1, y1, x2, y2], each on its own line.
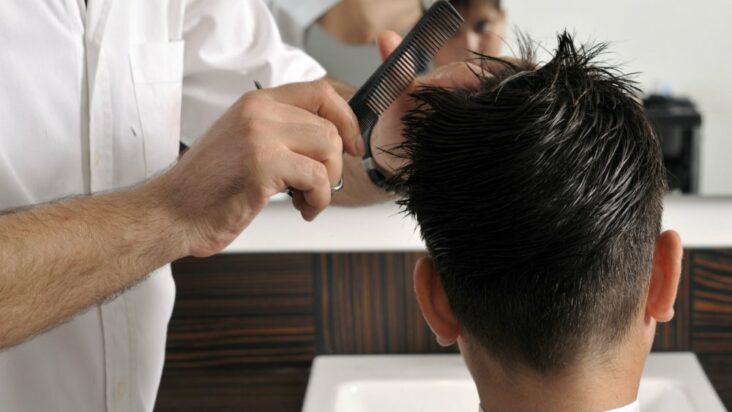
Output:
[301, 0, 732, 196]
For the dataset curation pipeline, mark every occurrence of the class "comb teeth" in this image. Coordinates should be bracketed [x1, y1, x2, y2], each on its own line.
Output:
[356, 1, 463, 116]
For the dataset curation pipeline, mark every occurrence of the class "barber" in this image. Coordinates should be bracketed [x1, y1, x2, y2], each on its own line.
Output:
[266, 0, 506, 66]
[266, 0, 426, 48]
[0, 1, 477, 411]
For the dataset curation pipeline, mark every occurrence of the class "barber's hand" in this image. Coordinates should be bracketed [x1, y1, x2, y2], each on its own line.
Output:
[370, 31, 483, 175]
[319, 0, 422, 44]
[154, 80, 361, 257]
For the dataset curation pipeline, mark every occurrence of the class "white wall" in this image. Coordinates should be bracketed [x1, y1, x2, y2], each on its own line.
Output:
[504, 0, 732, 195]
[305, 0, 732, 195]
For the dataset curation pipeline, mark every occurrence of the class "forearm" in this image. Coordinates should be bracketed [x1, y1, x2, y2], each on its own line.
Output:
[0, 75, 389, 347]
[0, 182, 187, 348]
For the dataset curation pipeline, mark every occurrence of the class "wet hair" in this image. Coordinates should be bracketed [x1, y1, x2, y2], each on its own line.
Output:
[392, 32, 666, 373]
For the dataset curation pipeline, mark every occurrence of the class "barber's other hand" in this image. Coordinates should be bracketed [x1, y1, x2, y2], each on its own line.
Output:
[153, 80, 361, 257]
[318, 0, 422, 44]
[370, 31, 483, 175]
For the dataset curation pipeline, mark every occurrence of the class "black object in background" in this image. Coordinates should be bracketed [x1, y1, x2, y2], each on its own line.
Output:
[644, 95, 702, 194]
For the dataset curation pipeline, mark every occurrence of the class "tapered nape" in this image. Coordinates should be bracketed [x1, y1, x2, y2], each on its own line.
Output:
[393, 31, 665, 373]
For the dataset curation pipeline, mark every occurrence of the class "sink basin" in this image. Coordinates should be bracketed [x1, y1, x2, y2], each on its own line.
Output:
[302, 353, 725, 412]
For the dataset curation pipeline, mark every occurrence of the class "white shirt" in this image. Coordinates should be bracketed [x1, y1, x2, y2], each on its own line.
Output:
[608, 400, 640, 412]
[264, 0, 339, 48]
[0, 1, 324, 411]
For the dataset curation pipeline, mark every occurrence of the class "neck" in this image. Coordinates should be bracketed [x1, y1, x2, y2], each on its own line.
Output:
[460, 338, 648, 412]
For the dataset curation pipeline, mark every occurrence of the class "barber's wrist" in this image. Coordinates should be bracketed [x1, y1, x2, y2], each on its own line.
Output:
[370, 140, 394, 179]
[136, 176, 192, 260]
[363, 120, 395, 191]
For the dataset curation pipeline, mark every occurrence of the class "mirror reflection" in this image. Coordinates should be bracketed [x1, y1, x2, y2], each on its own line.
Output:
[276, 0, 732, 196]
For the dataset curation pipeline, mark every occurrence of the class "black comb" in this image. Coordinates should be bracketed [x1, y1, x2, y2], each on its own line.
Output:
[350, 1, 463, 189]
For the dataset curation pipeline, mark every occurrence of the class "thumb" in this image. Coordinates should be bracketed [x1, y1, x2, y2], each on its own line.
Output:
[376, 30, 403, 62]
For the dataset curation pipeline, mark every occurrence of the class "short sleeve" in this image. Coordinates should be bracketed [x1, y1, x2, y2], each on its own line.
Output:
[180, 0, 327, 146]
[263, 0, 340, 48]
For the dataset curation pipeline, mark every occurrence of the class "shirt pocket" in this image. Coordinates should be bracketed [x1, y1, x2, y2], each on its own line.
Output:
[129, 41, 185, 178]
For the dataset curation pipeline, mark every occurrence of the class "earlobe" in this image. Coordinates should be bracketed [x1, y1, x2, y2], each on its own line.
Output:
[646, 230, 683, 323]
[414, 256, 461, 347]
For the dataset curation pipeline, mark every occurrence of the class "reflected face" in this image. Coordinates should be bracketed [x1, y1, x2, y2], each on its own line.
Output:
[433, 1, 506, 67]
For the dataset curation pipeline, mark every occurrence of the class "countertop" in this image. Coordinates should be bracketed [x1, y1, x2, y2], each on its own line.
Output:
[223, 195, 732, 253]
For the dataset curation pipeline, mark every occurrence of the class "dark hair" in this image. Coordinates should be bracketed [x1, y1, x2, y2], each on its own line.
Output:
[393, 32, 666, 373]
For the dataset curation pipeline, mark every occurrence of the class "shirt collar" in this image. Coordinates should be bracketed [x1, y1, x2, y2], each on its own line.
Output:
[607, 399, 640, 412]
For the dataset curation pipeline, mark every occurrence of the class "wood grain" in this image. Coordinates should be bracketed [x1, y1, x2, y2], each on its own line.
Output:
[157, 254, 316, 411]
[157, 250, 732, 411]
[157, 367, 310, 412]
[690, 250, 732, 408]
[314, 253, 453, 355]
[699, 354, 732, 409]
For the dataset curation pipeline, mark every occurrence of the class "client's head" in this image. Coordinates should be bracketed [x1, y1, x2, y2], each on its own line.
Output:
[394, 32, 683, 411]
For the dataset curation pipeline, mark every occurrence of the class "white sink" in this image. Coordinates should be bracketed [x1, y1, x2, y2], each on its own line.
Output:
[302, 353, 726, 412]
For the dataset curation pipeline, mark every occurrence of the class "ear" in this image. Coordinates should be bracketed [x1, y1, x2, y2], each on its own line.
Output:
[646, 230, 683, 323]
[414, 256, 461, 346]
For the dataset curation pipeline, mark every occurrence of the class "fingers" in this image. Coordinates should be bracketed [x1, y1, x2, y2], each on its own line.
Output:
[236, 89, 347, 221]
[245, 102, 344, 185]
[258, 80, 362, 157]
[376, 30, 404, 61]
[276, 122, 343, 185]
[275, 152, 334, 221]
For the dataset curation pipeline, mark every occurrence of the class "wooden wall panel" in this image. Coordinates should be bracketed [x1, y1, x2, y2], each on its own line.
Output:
[157, 250, 732, 411]
[698, 354, 732, 410]
[691, 250, 732, 408]
[692, 251, 732, 352]
[313, 253, 453, 355]
[158, 367, 310, 412]
[157, 254, 316, 412]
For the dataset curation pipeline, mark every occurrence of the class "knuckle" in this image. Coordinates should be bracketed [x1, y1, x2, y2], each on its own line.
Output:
[238, 99, 258, 117]
[313, 79, 331, 94]
[249, 145, 270, 167]
[311, 162, 329, 183]
[243, 118, 268, 138]
[244, 133, 277, 167]
[324, 122, 342, 150]
[326, 120, 339, 137]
